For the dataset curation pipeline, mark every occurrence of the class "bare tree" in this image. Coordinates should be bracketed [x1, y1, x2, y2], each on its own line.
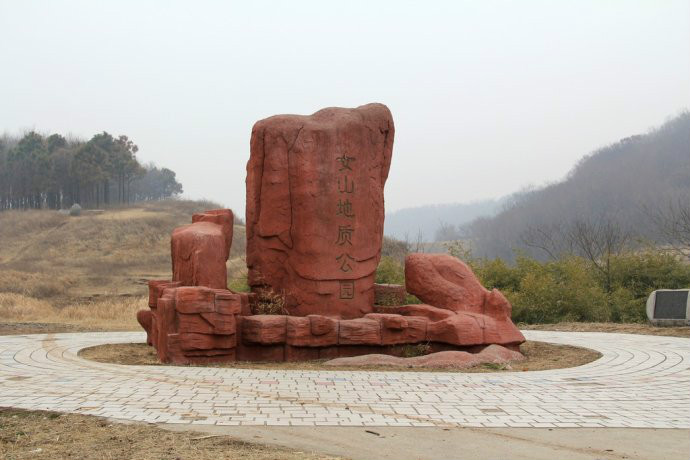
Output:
[567, 217, 631, 294]
[521, 221, 572, 260]
[434, 220, 460, 242]
[402, 229, 427, 254]
[650, 197, 690, 258]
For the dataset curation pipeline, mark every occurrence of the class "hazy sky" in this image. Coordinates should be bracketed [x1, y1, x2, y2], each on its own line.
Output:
[1, 1, 689, 215]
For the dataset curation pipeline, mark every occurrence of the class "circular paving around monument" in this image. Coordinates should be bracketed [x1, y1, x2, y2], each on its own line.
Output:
[1, 331, 688, 428]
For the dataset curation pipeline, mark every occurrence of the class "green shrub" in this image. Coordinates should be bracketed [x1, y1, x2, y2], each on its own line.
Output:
[610, 251, 690, 298]
[375, 256, 405, 285]
[227, 275, 250, 293]
[508, 257, 610, 323]
[464, 249, 690, 324]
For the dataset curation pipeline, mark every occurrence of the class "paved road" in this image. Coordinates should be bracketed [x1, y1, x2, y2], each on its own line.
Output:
[1, 331, 688, 429]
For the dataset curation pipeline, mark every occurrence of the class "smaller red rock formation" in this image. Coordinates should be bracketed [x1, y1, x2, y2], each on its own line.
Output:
[141, 283, 247, 364]
[405, 253, 488, 314]
[403, 253, 525, 347]
[171, 209, 233, 290]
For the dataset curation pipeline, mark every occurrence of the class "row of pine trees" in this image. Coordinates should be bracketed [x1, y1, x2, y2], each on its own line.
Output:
[0, 131, 182, 210]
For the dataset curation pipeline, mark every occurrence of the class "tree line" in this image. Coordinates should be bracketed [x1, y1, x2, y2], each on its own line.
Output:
[0, 131, 183, 210]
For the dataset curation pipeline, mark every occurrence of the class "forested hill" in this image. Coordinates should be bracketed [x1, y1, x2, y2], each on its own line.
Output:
[0, 131, 183, 211]
[466, 112, 690, 260]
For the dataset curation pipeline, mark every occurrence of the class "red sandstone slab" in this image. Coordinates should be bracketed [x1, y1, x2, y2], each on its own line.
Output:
[179, 332, 236, 351]
[155, 297, 177, 362]
[213, 291, 243, 315]
[426, 314, 484, 346]
[180, 350, 237, 364]
[285, 346, 320, 362]
[309, 315, 338, 336]
[242, 315, 288, 345]
[236, 343, 285, 362]
[136, 310, 153, 345]
[286, 316, 338, 347]
[338, 318, 381, 345]
[174, 287, 216, 313]
[148, 280, 182, 308]
[178, 313, 236, 335]
[184, 348, 237, 357]
[365, 314, 428, 345]
[163, 333, 186, 364]
[365, 313, 408, 329]
[380, 304, 456, 322]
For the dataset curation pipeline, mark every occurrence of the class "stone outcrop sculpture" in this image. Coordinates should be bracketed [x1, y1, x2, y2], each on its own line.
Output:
[137, 103, 525, 365]
[246, 103, 393, 318]
[172, 209, 233, 289]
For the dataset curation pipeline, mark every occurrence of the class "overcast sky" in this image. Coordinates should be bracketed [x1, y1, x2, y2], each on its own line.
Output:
[1, 0, 689, 215]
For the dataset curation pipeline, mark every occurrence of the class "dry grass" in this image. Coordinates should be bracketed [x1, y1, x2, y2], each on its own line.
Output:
[0, 270, 74, 298]
[0, 407, 339, 460]
[521, 322, 690, 338]
[79, 340, 601, 373]
[0, 200, 245, 304]
[0, 293, 142, 331]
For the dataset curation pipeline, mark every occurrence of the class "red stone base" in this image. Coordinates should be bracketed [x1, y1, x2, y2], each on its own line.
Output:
[138, 281, 525, 365]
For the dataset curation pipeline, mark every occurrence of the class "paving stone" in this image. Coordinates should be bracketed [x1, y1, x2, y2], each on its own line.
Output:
[0, 331, 688, 428]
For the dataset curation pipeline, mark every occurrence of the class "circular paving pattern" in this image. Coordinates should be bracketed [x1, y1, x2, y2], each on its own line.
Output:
[1, 331, 688, 428]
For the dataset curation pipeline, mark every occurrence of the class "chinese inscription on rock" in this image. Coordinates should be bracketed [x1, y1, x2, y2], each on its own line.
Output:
[336, 154, 356, 298]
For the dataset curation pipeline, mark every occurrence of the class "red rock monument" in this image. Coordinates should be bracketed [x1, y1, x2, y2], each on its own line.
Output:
[137, 103, 526, 365]
[246, 103, 394, 318]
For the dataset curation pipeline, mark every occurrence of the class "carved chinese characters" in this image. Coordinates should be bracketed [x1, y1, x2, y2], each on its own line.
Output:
[246, 103, 394, 318]
[335, 154, 358, 299]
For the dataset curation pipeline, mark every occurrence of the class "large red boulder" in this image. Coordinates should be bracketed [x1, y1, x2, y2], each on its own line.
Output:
[246, 103, 394, 318]
[404, 253, 525, 346]
[171, 209, 233, 289]
[405, 253, 487, 314]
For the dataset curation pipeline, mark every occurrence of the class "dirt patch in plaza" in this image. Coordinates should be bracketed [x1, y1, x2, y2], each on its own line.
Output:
[521, 322, 690, 338]
[0, 407, 340, 460]
[79, 340, 601, 373]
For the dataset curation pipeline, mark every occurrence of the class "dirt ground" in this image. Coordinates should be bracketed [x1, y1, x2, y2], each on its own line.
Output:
[0, 407, 339, 460]
[78, 340, 601, 373]
[521, 321, 690, 337]
[0, 322, 101, 335]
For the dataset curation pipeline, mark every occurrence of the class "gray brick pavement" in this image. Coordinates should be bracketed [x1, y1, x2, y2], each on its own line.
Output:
[0, 331, 688, 428]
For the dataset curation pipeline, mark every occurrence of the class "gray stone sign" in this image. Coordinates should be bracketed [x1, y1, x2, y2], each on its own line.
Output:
[646, 289, 690, 326]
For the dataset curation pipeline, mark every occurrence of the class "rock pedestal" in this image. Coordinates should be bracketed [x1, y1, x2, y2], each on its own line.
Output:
[246, 103, 394, 319]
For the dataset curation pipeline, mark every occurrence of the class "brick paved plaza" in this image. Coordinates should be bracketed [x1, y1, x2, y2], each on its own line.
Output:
[1, 331, 688, 429]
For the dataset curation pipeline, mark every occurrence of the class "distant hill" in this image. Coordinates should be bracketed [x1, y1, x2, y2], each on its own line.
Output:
[384, 199, 502, 241]
[466, 112, 690, 260]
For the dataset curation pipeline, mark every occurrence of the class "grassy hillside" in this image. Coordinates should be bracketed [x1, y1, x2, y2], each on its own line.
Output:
[0, 200, 247, 329]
